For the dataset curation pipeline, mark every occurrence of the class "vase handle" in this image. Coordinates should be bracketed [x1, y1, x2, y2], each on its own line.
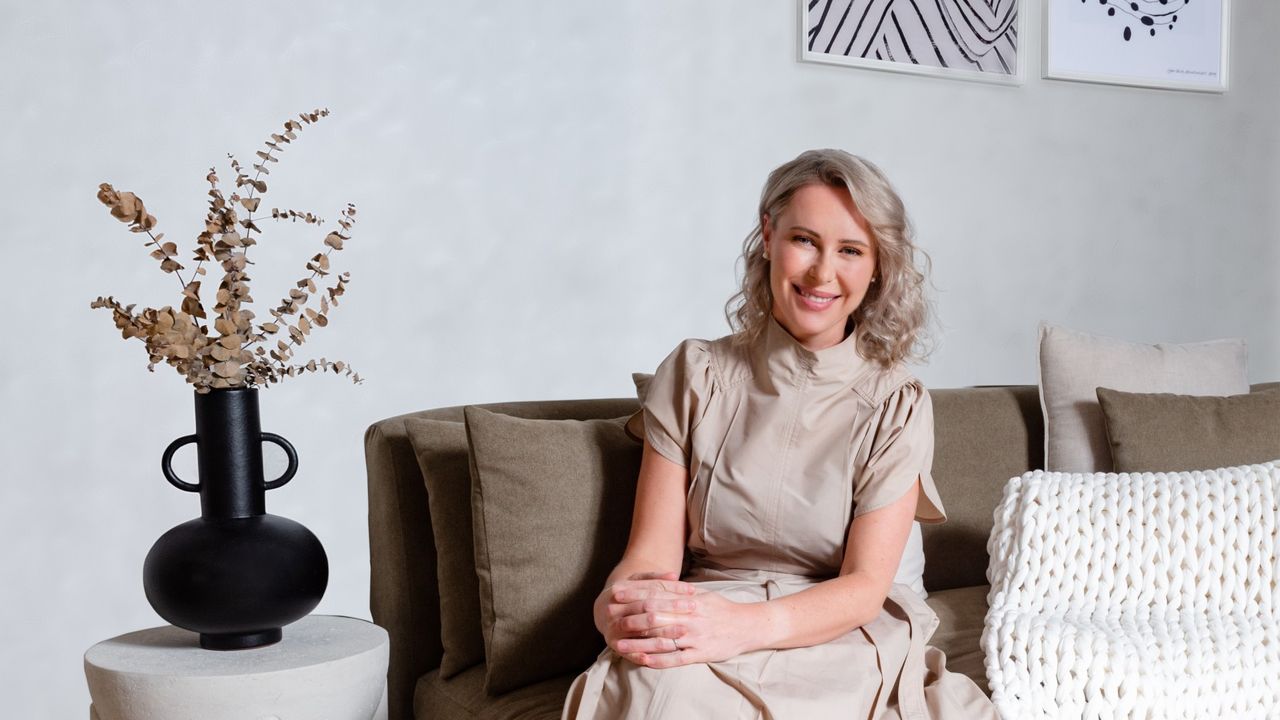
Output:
[161, 435, 201, 492]
[262, 433, 299, 490]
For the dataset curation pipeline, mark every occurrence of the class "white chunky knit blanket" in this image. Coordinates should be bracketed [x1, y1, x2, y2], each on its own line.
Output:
[981, 461, 1280, 719]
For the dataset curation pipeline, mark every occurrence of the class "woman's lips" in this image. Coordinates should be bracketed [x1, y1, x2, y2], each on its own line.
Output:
[794, 284, 838, 311]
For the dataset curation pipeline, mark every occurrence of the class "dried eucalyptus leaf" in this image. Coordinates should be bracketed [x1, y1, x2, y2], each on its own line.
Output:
[212, 361, 240, 378]
[181, 296, 206, 319]
[214, 317, 236, 335]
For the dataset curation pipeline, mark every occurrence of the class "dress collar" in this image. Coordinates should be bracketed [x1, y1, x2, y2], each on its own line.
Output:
[758, 313, 871, 389]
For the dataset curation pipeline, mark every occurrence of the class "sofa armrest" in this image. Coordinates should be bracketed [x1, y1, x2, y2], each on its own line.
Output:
[366, 416, 445, 720]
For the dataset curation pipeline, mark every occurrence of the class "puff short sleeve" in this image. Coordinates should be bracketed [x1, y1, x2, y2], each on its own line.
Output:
[853, 380, 947, 524]
[636, 339, 715, 468]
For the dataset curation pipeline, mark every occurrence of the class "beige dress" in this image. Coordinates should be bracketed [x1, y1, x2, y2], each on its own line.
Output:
[563, 316, 997, 719]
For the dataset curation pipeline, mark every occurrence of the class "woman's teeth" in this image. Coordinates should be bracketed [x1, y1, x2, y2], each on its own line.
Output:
[797, 288, 836, 304]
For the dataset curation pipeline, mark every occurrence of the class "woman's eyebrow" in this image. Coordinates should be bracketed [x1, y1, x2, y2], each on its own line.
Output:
[789, 224, 870, 247]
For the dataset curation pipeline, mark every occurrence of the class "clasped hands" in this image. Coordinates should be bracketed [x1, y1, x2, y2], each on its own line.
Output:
[594, 571, 758, 669]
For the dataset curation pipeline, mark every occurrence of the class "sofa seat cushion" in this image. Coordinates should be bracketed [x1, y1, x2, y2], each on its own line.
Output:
[925, 583, 992, 696]
[415, 663, 574, 720]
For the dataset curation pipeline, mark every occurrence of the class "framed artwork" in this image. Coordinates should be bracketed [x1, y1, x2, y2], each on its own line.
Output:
[799, 0, 1024, 85]
[1043, 0, 1230, 92]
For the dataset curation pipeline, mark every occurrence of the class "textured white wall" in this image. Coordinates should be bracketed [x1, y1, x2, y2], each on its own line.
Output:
[1, 1, 1276, 716]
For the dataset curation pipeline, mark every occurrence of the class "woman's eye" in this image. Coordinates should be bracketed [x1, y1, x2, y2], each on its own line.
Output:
[792, 235, 813, 245]
[841, 247, 862, 256]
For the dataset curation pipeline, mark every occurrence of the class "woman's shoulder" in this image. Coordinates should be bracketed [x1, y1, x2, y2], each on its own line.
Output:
[850, 362, 927, 409]
[663, 334, 752, 395]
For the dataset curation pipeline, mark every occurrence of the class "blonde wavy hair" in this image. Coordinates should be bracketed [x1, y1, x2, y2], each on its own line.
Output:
[724, 149, 932, 367]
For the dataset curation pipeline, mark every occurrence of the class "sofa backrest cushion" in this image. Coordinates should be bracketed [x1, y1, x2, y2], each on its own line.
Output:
[925, 386, 1044, 591]
[1096, 387, 1280, 473]
[404, 418, 485, 679]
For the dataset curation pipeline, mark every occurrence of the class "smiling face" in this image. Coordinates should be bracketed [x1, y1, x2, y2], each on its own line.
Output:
[762, 182, 878, 351]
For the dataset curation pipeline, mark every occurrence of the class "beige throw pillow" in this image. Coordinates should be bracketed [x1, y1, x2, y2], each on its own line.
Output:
[1096, 387, 1280, 473]
[1037, 323, 1249, 472]
[464, 406, 640, 695]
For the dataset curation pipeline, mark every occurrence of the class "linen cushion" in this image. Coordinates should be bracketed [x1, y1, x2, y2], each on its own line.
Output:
[1096, 387, 1280, 473]
[403, 418, 485, 679]
[1036, 323, 1249, 472]
[464, 406, 640, 695]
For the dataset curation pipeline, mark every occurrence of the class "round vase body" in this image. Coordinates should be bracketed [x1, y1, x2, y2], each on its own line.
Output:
[144, 515, 328, 649]
[143, 388, 329, 650]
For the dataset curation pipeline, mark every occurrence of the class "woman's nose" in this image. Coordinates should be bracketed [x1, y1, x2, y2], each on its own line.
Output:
[808, 253, 835, 283]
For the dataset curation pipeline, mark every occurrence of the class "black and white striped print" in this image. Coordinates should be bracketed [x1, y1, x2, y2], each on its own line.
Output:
[806, 0, 1019, 74]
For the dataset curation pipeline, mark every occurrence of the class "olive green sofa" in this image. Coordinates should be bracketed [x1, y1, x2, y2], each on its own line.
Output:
[364, 382, 1279, 720]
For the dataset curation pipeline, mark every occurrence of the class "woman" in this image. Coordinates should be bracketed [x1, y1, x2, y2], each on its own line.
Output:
[563, 150, 997, 718]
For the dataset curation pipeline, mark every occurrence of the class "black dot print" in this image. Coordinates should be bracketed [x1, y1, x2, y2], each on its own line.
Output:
[1090, 0, 1188, 42]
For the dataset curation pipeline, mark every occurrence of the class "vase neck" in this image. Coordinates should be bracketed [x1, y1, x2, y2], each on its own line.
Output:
[194, 389, 266, 519]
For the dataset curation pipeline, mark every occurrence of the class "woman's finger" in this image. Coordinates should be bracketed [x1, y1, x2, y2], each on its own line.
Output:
[614, 636, 685, 655]
[615, 611, 684, 635]
[611, 582, 697, 603]
[608, 598, 697, 620]
[638, 649, 695, 669]
[621, 652, 648, 666]
[627, 571, 678, 581]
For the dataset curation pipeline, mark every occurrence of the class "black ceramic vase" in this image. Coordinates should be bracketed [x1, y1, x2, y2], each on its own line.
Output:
[143, 387, 328, 650]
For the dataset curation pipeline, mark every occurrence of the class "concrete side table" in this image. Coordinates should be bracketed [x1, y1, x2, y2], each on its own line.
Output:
[85, 615, 389, 720]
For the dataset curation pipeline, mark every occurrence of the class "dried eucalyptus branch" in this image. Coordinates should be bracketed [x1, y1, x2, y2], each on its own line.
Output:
[91, 108, 362, 392]
[270, 208, 325, 225]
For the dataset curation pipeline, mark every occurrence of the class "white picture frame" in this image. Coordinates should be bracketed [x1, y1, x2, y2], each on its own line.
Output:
[799, 0, 1026, 85]
[1043, 0, 1230, 93]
